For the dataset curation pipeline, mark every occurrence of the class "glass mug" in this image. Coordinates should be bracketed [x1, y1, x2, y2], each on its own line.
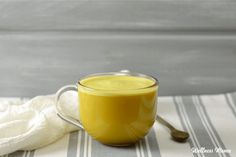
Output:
[56, 71, 159, 146]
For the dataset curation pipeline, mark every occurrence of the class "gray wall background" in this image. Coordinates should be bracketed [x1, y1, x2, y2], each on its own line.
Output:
[0, 0, 236, 97]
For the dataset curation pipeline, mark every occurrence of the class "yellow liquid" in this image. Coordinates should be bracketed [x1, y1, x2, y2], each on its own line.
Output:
[80, 75, 155, 91]
[78, 75, 157, 145]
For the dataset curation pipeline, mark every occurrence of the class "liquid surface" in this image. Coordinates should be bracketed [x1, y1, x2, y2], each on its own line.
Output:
[80, 75, 155, 91]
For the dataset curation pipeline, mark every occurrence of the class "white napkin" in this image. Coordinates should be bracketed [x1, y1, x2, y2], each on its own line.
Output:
[0, 91, 79, 156]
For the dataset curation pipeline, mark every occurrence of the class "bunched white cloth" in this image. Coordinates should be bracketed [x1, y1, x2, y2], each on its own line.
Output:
[0, 92, 236, 157]
[0, 91, 79, 156]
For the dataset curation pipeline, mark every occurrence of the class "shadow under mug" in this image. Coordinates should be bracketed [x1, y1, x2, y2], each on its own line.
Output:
[56, 71, 159, 146]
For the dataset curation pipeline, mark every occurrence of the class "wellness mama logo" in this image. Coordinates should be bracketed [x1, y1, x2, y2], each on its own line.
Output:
[191, 147, 231, 154]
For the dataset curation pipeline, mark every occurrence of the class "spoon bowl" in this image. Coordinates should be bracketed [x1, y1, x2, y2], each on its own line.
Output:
[171, 129, 189, 142]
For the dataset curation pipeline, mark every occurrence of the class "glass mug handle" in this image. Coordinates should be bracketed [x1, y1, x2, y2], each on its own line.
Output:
[55, 70, 129, 130]
[55, 85, 84, 130]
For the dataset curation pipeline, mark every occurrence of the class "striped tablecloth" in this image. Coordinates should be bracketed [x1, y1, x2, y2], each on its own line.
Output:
[2, 92, 236, 157]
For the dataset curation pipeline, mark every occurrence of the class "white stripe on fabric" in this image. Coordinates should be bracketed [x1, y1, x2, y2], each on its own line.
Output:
[177, 97, 203, 157]
[25, 151, 29, 157]
[24, 151, 28, 157]
[88, 136, 92, 157]
[152, 123, 160, 147]
[27, 151, 30, 157]
[34, 134, 69, 157]
[29, 151, 35, 157]
[76, 131, 82, 157]
[135, 143, 141, 157]
[151, 124, 162, 157]
[84, 133, 88, 157]
[145, 128, 161, 157]
[139, 141, 145, 157]
[22, 151, 26, 157]
[25, 151, 30, 157]
[144, 137, 152, 157]
[67, 132, 78, 157]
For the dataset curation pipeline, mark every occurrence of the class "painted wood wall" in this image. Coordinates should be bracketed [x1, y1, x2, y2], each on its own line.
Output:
[0, 0, 236, 97]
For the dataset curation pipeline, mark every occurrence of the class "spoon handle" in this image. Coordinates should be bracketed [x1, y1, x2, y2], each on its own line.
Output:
[156, 115, 175, 131]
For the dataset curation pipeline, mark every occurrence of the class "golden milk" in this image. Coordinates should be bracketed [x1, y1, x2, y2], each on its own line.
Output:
[78, 75, 158, 145]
